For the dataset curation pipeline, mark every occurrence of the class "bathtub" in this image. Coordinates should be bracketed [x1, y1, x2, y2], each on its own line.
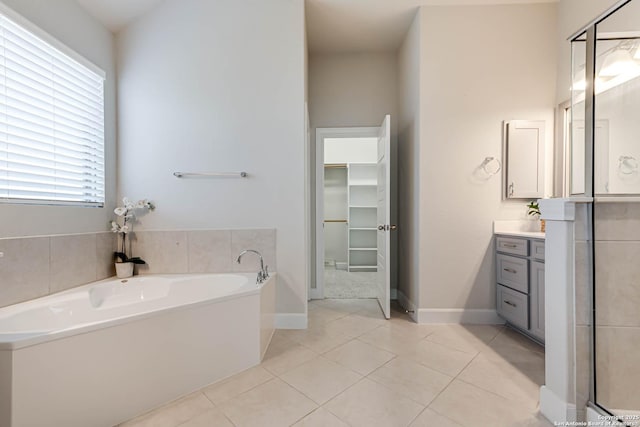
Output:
[0, 273, 276, 427]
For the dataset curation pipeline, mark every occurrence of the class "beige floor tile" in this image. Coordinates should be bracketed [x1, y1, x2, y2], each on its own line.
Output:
[401, 339, 476, 377]
[409, 408, 463, 426]
[368, 357, 453, 406]
[318, 298, 377, 314]
[308, 307, 349, 325]
[490, 327, 545, 356]
[286, 327, 353, 354]
[457, 354, 543, 410]
[383, 318, 439, 340]
[425, 324, 503, 354]
[292, 407, 350, 427]
[324, 313, 387, 338]
[280, 356, 362, 404]
[481, 335, 546, 368]
[176, 408, 233, 427]
[429, 380, 538, 427]
[119, 392, 214, 427]
[359, 325, 422, 354]
[324, 339, 396, 375]
[325, 378, 424, 427]
[218, 378, 317, 427]
[202, 365, 274, 405]
[261, 336, 318, 376]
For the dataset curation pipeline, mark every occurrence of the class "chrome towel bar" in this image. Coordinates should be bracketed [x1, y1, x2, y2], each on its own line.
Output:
[173, 171, 248, 178]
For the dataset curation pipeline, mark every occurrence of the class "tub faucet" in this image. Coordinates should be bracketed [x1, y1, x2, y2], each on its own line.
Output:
[236, 249, 269, 284]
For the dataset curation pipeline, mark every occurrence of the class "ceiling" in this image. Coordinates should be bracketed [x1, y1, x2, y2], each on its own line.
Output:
[74, 0, 557, 52]
[75, 0, 165, 32]
[306, 0, 558, 54]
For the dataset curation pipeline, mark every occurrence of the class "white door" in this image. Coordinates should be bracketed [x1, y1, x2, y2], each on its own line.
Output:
[376, 115, 391, 319]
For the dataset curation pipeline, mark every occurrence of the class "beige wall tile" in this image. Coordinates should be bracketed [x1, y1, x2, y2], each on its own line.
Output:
[595, 326, 640, 411]
[575, 325, 591, 410]
[187, 230, 232, 273]
[231, 229, 276, 273]
[575, 241, 591, 327]
[575, 203, 590, 242]
[96, 232, 117, 280]
[595, 241, 640, 327]
[50, 234, 97, 293]
[0, 237, 50, 307]
[132, 231, 188, 274]
[595, 202, 640, 241]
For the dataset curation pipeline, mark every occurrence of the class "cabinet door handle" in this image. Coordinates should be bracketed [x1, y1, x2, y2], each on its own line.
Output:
[504, 300, 517, 308]
[503, 268, 517, 274]
[503, 243, 517, 248]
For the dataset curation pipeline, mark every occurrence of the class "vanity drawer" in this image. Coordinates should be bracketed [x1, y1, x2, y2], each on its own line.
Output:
[496, 236, 528, 256]
[532, 240, 545, 261]
[496, 254, 529, 293]
[497, 285, 529, 330]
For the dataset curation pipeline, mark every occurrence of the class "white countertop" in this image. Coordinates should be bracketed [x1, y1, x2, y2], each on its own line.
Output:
[493, 220, 545, 240]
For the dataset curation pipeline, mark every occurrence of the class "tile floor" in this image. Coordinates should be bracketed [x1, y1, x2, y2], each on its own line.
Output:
[119, 299, 552, 427]
[324, 268, 377, 298]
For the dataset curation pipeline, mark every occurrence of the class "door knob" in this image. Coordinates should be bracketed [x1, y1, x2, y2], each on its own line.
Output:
[390, 225, 397, 231]
[378, 225, 385, 230]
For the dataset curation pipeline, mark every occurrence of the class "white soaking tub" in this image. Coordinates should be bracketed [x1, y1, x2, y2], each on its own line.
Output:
[0, 273, 276, 427]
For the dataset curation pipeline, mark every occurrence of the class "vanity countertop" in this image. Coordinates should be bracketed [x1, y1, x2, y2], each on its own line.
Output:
[494, 230, 545, 239]
[493, 220, 545, 240]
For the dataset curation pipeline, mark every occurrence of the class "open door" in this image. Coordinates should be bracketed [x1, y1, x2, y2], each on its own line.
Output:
[376, 115, 391, 319]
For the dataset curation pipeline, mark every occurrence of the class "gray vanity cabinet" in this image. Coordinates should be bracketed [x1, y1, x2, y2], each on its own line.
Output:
[495, 235, 545, 344]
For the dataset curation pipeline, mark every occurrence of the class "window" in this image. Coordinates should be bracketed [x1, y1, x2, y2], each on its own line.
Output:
[0, 8, 105, 206]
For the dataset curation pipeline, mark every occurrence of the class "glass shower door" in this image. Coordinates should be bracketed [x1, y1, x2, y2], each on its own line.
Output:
[592, 0, 640, 419]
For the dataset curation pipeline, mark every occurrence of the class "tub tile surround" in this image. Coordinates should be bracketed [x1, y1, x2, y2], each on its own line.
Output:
[0, 228, 275, 309]
[0, 232, 116, 308]
[120, 299, 551, 427]
[132, 229, 276, 276]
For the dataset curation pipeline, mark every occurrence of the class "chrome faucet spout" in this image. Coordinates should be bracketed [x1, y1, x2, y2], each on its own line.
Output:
[236, 249, 269, 284]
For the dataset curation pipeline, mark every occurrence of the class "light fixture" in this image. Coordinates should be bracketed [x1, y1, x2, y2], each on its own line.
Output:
[599, 48, 637, 77]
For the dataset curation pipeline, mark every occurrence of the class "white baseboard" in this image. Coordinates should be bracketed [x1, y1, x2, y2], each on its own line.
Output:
[416, 308, 504, 324]
[275, 313, 307, 329]
[540, 385, 577, 424]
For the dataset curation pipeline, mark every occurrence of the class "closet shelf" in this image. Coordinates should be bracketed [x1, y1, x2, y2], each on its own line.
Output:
[349, 205, 376, 209]
[349, 247, 377, 251]
[349, 265, 377, 270]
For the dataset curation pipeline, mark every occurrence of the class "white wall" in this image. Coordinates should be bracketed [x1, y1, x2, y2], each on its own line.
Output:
[418, 4, 557, 310]
[116, 0, 306, 315]
[308, 52, 398, 290]
[396, 11, 422, 311]
[0, 0, 116, 237]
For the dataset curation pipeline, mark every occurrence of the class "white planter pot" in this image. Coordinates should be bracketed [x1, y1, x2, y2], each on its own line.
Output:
[115, 262, 134, 279]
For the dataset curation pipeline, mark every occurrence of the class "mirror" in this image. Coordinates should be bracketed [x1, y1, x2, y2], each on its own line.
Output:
[571, 0, 640, 196]
[503, 120, 545, 199]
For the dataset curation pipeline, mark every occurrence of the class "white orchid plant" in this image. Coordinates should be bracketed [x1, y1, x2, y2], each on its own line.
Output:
[111, 197, 155, 264]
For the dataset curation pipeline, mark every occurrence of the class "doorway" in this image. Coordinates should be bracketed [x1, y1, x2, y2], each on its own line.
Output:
[314, 116, 392, 318]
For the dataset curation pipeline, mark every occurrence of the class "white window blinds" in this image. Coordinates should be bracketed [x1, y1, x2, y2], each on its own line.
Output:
[0, 12, 105, 206]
